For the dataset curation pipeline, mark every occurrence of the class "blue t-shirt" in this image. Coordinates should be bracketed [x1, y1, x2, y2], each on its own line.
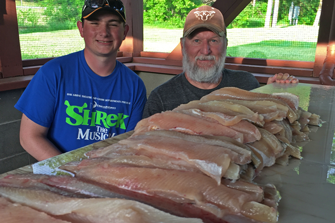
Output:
[15, 50, 147, 153]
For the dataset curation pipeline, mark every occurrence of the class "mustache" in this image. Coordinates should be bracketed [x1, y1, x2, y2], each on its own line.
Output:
[195, 55, 216, 61]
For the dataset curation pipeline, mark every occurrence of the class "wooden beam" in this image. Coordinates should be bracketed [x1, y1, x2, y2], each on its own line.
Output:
[119, 0, 143, 57]
[313, 0, 335, 77]
[212, 0, 250, 26]
[0, 0, 23, 79]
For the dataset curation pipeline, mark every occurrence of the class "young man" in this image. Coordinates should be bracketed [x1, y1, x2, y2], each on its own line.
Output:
[15, 0, 147, 161]
[142, 5, 298, 118]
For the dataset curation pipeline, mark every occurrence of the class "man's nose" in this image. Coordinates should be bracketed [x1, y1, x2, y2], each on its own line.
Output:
[200, 41, 212, 55]
[99, 25, 110, 36]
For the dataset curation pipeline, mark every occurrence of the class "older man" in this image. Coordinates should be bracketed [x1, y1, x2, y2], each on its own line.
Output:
[142, 5, 297, 118]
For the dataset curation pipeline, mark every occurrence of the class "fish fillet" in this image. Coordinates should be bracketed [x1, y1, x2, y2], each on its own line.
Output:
[118, 134, 234, 184]
[0, 196, 70, 223]
[59, 164, 256, 214]
[88, 146, 241, 181]
[173, 100, 264, 126]
[134, 111, 244, 143]
[217, 99, 289, 123]
[0, 187, 203, 223]
[201, 87, 298, 123]
[141, 130, 251, 160]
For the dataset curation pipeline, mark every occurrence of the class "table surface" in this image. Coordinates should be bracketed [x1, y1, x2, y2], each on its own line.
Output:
[2, 83, 335, 223]
[253, 83, 335, 223]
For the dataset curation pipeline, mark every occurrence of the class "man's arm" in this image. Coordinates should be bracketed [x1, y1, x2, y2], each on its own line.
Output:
[267, 73, 299, 84]
[19, 114, 61, 161]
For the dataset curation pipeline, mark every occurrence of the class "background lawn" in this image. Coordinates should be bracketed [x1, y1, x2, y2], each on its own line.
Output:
[20, 25, 318, 62]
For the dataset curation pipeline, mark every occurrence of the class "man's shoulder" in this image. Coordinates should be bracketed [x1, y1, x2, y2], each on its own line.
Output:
[224, 68, 253, 76]
[42, 51, 82, 69]
[152, 73, 185, 93]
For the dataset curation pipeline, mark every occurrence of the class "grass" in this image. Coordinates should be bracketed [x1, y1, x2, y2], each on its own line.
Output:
[227, 40, 317, 61]
[15, 2, 319, 61]
[15, 1, 319, 61]
[19, 25, 318, 61]
[20, 29, 85, 59]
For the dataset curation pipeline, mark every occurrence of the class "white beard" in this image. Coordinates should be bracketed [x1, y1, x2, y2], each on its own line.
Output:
[182, 47, 226, 84]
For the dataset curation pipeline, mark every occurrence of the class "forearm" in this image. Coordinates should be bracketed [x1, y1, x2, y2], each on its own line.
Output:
[20, 135, 61, 161]
[19, 114, 61, 161]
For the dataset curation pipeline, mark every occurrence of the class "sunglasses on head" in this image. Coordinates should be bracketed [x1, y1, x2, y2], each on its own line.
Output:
[84, 0, 125, 21]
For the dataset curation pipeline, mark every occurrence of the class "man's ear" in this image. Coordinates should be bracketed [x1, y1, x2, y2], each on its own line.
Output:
[180, 38, 184, 54]
[123, 24, 130, 40]
[77, 21, 84, 38]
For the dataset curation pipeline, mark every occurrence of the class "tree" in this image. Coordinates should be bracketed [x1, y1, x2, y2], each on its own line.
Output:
[144, 0, 202, 27]
[272, 0, 280, 27]
[264, 0, 273, 28]
[313, 0, 322, 26]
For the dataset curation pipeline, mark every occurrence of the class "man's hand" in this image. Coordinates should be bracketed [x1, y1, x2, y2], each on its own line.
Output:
[267, 73, 299, 85]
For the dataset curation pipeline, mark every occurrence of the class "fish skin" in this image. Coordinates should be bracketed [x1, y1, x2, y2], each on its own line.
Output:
[0, 187, 204, 223]
[0, 196, 71, 223]
[134, 111, 245, 143]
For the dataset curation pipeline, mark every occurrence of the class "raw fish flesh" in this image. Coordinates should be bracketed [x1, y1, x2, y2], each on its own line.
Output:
[201, 87, 298, 123]
[173, 100, 264, 126]
[134, 111, 245, 143]
[0, 187, 203, 223]
[0, 196, 70, 223]
[118, 134, 236, 184]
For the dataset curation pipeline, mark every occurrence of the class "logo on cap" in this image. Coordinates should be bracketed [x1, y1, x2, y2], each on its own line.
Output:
[194, 10, 215, 21]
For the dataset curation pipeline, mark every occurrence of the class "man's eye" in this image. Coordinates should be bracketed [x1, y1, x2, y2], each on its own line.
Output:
[210, 39, 220, 45]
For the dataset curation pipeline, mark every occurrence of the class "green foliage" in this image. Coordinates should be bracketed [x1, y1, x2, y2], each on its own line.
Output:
[229, 0, 320, 28]
[144, 0, 202, 28]
[41, 0, 82, 29]
[275, 0, 319, 25]
[228, 2, 267, 28]
[26, 8, 40, 27]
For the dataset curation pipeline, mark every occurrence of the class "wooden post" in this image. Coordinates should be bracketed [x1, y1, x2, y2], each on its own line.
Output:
[318, 1, 335, 85]
[313, 0, 335, 78]
[119, 0, 143, 57]
[0, 0, 23, 79]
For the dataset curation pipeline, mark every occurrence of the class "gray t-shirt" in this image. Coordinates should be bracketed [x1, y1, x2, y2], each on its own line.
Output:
[142, 68, 260, 118]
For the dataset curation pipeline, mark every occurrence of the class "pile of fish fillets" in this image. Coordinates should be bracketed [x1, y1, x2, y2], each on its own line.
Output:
[0, 87, 322, 223]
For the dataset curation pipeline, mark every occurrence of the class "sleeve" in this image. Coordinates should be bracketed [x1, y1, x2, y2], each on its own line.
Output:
[125, 80, 148, 131]
[14, 65, 57, 127]
[142, 90, 165, 119]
